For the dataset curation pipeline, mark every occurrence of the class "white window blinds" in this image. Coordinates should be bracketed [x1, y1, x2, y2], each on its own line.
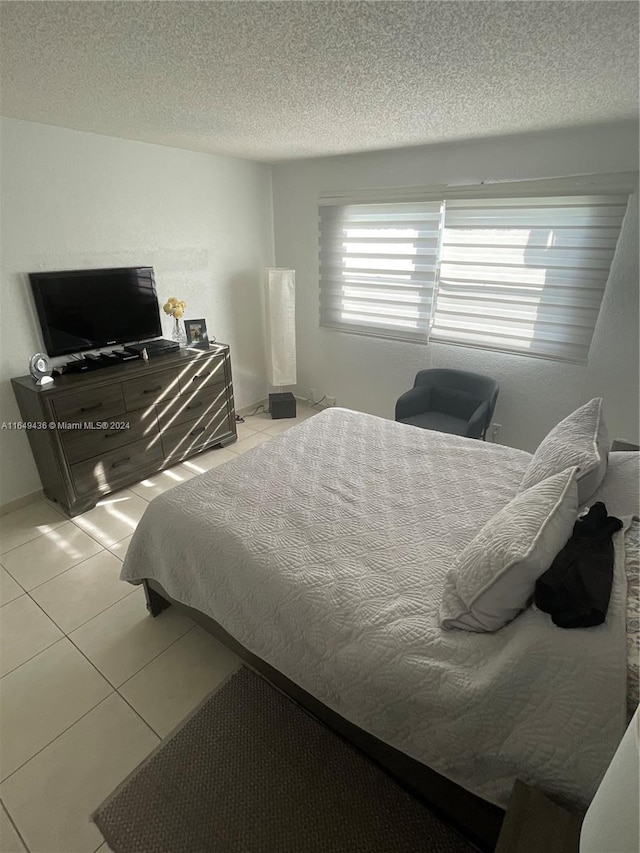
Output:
[432, 195, 630, 362]
[319, 202, 443, 343]
[318, 190, 630, 363]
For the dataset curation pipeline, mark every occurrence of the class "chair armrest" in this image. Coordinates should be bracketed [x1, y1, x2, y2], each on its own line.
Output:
[465, 401, 490, 439]
[395, 386, 431, 421]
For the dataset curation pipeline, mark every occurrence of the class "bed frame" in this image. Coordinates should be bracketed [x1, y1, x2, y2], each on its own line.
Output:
[143, 578, 505, 851]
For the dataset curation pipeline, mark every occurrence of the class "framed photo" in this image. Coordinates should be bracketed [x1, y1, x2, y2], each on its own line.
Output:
[184, 318, 210, 349]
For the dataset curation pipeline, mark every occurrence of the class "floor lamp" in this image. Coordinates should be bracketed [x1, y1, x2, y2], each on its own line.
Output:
[265, 268, 297, 419]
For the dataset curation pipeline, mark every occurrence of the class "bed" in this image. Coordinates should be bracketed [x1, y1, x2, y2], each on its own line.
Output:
[121, 407, 638, 849]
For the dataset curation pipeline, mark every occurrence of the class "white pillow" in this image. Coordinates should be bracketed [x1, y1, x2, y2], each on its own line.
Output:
[519, 398, 609, 504]
[440, 467, 578, 633]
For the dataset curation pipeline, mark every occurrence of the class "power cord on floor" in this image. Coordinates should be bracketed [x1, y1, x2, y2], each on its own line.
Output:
[235, 404, 267, 423]
[307, 395, 327, 407]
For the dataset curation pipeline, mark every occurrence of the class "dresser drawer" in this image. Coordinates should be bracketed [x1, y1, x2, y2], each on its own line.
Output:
[71, 437, 164, 497]
[122, 368, 181, 412]
[52, 384, 125, 424]
[156, 384, 228, 432]
[178, 354, 225, 394]
[60, 410, 160, 464]
[161, 408, 231, 459]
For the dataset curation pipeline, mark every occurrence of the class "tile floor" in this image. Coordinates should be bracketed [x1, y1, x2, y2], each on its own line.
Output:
[0, 401, 320, 853]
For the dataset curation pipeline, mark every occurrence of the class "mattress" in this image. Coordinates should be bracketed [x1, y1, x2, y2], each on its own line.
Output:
[121, 407, 629, 809]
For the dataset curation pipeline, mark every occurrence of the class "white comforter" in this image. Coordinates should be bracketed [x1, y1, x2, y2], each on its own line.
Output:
[121, 408, 628, 809]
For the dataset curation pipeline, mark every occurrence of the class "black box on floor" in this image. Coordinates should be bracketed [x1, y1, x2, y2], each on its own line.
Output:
[269, 392, 296, 419]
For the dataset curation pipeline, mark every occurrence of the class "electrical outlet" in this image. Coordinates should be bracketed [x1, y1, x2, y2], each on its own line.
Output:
[326, 396, 336, 407]
[491, 422, 502, 442]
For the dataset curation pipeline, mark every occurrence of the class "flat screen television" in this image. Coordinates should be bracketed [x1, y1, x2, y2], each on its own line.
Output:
[29, 267, 163, 357]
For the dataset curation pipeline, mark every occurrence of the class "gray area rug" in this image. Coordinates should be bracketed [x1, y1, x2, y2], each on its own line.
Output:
[94, 667, 475, 852]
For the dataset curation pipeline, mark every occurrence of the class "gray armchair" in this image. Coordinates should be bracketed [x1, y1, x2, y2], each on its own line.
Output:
[395, 369, 499, 440]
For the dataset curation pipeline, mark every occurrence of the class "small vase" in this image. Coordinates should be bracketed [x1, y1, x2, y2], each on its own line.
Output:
[171, 317, 187, 348]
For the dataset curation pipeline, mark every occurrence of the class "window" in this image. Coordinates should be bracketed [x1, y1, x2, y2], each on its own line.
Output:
[318, 191, 630, 363]
[319, 202, 443, 344]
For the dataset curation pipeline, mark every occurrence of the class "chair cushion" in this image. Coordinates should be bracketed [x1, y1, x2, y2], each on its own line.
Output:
[440, 467, 579, 632]
[430, 386, 484, 421]
[518, 398, 609, 504]
[398, 412, 469, 436]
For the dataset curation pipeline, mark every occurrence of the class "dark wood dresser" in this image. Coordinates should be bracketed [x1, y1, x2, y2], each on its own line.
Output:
[11, 344, 236, 516]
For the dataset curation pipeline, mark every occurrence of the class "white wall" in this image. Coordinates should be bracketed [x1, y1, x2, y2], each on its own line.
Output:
[2, 119, 637, 505]
[0, 118, 274, 505]
[272, 122, 639, 451]
[584, 190, 639, 443]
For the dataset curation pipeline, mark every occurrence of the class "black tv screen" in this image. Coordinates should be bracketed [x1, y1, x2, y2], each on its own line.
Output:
[29, 267, 163, 357]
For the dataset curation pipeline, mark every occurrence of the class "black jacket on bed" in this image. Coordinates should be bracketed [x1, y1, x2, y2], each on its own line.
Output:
[534, 502, 623, 629]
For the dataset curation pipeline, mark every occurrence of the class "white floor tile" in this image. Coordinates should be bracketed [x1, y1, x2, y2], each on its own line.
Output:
[71, 490, 149, 548]
[181, 446, 237, 475]
[0, 639, 112, 781]
[0, 693, 158, 853]
[30, 550, 135, 634]
[70, 588, 193, 687]
[119, 626, 239, 737]
[241, 410, 273, 430]
[127, 463, 196, 502]
[0, 501, 66, 555]
[107, 534, 133, 562]
[0, 596, 63, 677]
[240, 401, 317, 433]
[1, 522, 103, 591]
[263, 417, 304, 436]
[0, 804, 27, 853]
[298, 405, 321, 420]
[235, 421, 258, 441]
[227, 431, 273, 455]
[0, 567, 23, 606]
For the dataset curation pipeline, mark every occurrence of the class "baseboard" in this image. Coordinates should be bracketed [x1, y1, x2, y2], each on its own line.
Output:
[235, 398, 269, 417]
[236, 396, 325, 419]
[0, 490, 43, 517]
[295, 395, 329, 408]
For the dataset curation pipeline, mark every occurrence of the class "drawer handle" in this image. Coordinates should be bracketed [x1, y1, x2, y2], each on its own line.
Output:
[142, 386, 162, 394]
[191, 372, 212, 382]
[80, 403, 102, 413]
[111, 457, 131, 469]
[186, 401, 203, 410]
[104, 432, 120, 440]
[190, 426, 206, 436]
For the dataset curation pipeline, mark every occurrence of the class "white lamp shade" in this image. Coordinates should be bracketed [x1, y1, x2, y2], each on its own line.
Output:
[265, 268, 296, 387]
[580, 708, 639, 853]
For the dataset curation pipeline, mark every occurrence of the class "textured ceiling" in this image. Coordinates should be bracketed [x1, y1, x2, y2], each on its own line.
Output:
[0, 1, 638, 163]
